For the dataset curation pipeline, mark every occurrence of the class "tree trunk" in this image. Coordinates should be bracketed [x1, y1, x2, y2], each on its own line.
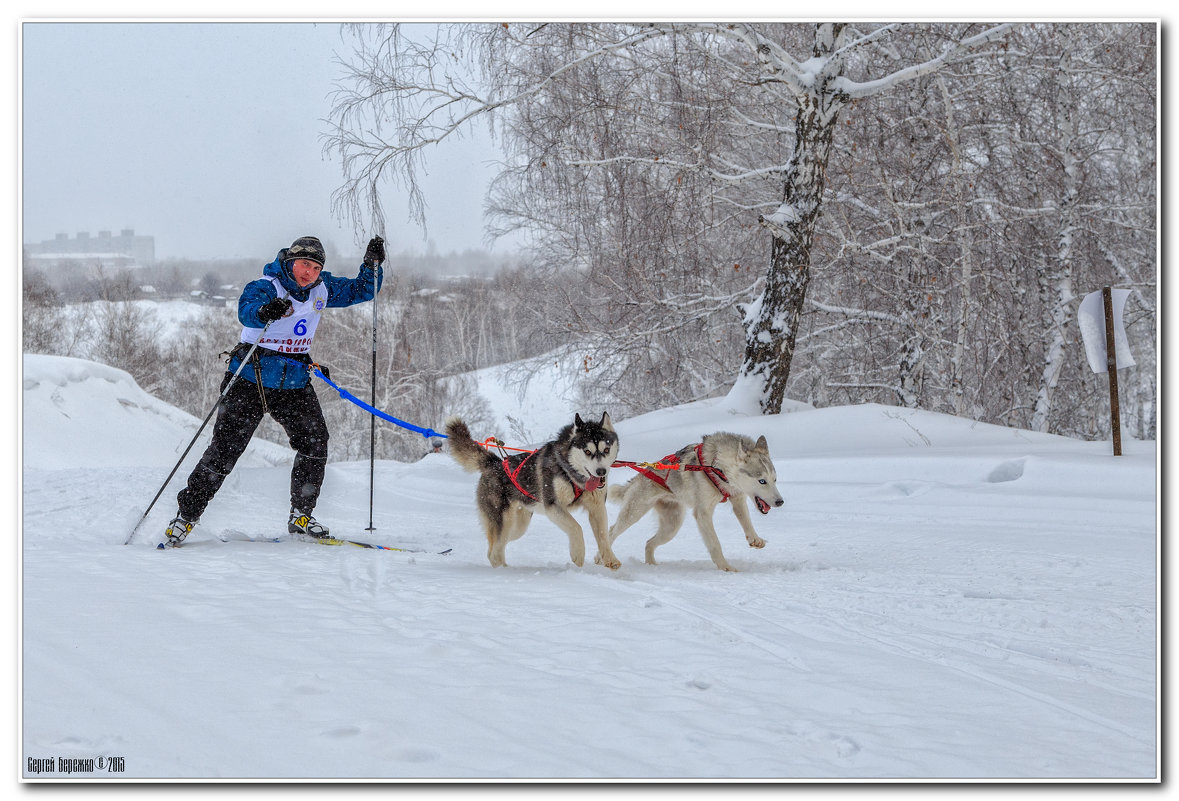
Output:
[1030, 49, 1080, 434]
[1029, 263, 1074, 433]
[738, 81, 843, 414]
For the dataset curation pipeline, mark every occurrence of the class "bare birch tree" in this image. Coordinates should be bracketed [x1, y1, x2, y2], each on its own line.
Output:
[325, 22, 1015, 415]
[796, 23, 1154, 435]
[988, 23, 1156, 434]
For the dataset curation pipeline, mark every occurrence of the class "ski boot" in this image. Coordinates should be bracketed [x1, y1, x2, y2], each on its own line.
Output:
[161, 514, 196, 548]
[288, 508, 331, 539]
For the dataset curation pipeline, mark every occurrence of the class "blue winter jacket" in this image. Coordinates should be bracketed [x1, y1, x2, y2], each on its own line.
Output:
[228, 249, 384, 390]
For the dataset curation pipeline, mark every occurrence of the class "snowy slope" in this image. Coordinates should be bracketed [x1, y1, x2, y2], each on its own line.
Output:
[464, 352, 594, 445]
[20, 354, 1157, 781]
[22, 355, 290, 470]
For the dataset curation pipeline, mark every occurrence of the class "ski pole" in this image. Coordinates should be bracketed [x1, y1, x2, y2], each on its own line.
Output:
[124, 322, 277, 545]
[366, 244, 382, 533]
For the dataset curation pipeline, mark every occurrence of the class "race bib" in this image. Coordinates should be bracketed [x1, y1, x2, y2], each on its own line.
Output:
[240, 278, 327, 353]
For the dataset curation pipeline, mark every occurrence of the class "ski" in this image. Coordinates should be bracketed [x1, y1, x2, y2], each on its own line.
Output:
[291, 532, 452, 554]
[157, 533, 283, 549]
[157, 531, 451, 554]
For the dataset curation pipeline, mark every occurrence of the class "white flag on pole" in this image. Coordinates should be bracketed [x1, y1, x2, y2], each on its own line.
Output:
[1077, 288, 1135, 374]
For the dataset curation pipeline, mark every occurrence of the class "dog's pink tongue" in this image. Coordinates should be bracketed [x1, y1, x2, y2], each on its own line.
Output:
[756, 497, 771, 514]
[585, 476, 604, 491]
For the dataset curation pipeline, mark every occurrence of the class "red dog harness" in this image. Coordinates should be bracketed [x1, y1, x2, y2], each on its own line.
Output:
[503, 451, 538, 501]
[502, 452, 603, 502]
[693, 443, 731, 502]
[626, 443, 730, 503]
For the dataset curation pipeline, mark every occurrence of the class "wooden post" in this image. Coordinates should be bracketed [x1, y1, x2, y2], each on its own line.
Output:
[1102, 286, 1122, 456]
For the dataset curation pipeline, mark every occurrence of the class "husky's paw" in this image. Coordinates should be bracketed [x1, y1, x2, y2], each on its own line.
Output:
[597, 553, 621, 571]
[747, 536, 766, 549]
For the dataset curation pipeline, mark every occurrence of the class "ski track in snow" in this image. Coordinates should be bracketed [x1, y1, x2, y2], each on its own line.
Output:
[20, 355, 1157, 781]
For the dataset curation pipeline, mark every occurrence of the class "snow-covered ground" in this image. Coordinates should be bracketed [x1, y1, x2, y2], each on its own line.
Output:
[20, 354, 1157, 781]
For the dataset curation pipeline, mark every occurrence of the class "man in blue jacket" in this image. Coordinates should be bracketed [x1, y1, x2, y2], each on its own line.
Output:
[163, 235, 385, 546]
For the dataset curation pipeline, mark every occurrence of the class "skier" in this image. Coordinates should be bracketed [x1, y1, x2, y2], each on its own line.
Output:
[163, 235, 385, 547]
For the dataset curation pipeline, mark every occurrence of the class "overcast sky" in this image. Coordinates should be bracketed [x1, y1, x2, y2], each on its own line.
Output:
[21, 21, 515, 263]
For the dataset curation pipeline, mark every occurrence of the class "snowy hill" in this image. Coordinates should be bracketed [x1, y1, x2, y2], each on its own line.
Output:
[20, 354, 1157, 780]
[22, 355, 290, 470]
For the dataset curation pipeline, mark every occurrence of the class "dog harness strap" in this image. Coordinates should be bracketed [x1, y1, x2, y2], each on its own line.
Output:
[633, 466, 672, 492]
[564, 466, 603, 502]
[694, 443, 730, 503]
[503, 451, 538, 501]
[630, 453, 678, 492]
[503, 450, 601, 503]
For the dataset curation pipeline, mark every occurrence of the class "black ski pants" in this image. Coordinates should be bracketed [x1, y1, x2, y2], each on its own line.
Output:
[176, 373, 329, 522]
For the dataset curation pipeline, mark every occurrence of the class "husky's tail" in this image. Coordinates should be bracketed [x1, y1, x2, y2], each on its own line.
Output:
[445, 417, 498, 473]
[606, 475, 640, 505]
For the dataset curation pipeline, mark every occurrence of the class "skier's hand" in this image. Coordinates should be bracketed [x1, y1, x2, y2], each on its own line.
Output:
[363, 236, 385, 268]
[258, 297, 293, 323]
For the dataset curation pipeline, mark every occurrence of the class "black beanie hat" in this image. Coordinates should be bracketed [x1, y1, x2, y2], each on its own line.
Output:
[287, 236, 325, 267]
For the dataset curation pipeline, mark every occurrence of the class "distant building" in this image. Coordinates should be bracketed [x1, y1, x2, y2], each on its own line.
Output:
[24, 228, 155, 268]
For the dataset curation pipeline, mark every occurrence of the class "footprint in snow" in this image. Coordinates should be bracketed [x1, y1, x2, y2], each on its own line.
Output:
[391, 747, 440, 763]
[320, 726, 361, 738]
[987, 458, 1026, 483]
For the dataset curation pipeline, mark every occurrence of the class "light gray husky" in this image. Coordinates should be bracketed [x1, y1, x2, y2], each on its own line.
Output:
[446, 413, 622, 569]
[600, 432, 784, 571]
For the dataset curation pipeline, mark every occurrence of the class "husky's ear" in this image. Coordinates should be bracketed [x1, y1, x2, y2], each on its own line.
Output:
[600, 411, 613, 431]
[755, 434, 769, 452]
[575, 413, 585, 429]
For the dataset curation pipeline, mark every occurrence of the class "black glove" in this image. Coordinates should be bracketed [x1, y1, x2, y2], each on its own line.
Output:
[363, 236, 386, 267]
[258, 297, 292, 323]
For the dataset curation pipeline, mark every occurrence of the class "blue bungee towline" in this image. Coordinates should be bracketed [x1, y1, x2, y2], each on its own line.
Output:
[313, 367, 448, 440]
[276, 354, 447, 440]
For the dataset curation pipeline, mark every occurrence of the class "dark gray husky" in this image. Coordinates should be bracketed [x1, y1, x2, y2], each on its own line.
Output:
[445, 414, 621, 569]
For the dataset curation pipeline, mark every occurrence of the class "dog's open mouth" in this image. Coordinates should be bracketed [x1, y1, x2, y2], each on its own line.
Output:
[755, 496, 772, 515]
